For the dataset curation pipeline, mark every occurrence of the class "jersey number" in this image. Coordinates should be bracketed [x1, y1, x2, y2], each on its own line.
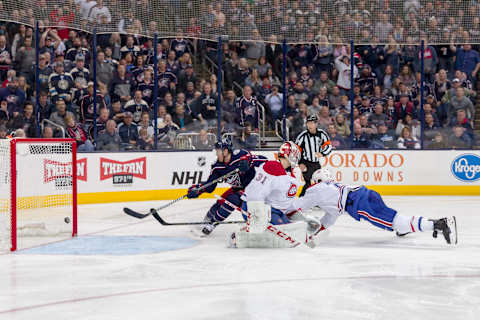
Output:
[255, 172, 267, 184]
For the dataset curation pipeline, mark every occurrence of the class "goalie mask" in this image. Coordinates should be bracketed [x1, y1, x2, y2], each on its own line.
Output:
[312, 168, 333, 183]
[278, 141, 301, 166]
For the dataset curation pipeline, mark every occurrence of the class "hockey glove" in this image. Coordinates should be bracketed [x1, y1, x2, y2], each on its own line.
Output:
[304, 215, 323, 235]
[187, 184, 202, 199]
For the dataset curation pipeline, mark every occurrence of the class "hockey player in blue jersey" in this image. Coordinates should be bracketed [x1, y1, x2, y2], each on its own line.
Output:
[290, 168, 457, 245]
[186, 137, 268, 236]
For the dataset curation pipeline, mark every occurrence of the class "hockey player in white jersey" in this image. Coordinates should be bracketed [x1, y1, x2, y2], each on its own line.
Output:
[229, 141, 321, 248]
[290, 168, 458, 245]
[241, 141, 301, 225]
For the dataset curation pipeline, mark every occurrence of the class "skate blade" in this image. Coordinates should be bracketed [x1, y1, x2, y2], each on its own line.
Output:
[190, 227, 209, 238]
[448, 216, 458, 245]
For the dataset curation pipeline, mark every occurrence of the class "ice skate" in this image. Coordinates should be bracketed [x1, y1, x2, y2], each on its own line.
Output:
[190, 215, 217, 238]
[431, 217, 457, 245]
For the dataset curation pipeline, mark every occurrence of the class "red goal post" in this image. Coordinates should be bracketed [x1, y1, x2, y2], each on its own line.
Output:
[0, 138, 77, 252]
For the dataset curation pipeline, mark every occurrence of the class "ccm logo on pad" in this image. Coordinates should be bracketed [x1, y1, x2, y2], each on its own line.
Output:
[266, 225, 300, 247]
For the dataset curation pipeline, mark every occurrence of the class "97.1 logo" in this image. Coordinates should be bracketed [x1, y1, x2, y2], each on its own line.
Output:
[451, 154, 480, 182]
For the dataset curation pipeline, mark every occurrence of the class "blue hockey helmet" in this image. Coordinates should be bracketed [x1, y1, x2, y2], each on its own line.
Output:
[214, 137, 233, 152]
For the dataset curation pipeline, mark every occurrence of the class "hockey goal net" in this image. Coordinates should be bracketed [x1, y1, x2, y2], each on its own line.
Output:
[0, 138, 77, 252]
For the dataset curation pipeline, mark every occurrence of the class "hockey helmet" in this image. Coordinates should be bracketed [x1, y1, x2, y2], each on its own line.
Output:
[278, 141, 301, 166]
[312, 168, 333, 183]
[214, 137, 233, 152]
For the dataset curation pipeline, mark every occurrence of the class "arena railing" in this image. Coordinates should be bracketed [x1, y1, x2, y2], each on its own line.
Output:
[41, 119, 66, 139]
[275, 119, 289, 142]
[174, 132, 217, 150]
[222, 132, 260, 150]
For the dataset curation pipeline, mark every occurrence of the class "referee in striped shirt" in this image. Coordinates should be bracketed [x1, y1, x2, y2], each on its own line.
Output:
[295, 114, 333, 196]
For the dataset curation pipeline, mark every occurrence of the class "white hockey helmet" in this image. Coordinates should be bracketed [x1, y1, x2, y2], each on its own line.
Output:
[312, 168, 333, 183]
[278, 141, 301, 166]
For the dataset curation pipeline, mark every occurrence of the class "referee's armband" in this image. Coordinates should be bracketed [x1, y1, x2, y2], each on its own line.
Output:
[320, 140, 332, 156]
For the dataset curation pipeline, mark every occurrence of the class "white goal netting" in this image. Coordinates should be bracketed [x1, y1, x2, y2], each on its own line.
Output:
[0, 140, 11, 252]
[0, 139, 76, 252]
[0, 0, 478, 44]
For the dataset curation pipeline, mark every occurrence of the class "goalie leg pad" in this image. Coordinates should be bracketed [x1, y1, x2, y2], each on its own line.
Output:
[231, 222, 307, 248]
[241, 204, 291, 225]
[245, 201, 271, 233]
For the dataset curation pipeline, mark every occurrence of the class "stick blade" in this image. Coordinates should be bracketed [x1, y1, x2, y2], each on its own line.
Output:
[123, 207, 150, 219]
[151, 209, 170, 225]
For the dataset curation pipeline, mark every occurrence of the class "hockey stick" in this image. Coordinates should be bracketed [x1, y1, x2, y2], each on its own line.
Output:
[150, 209, 245, 226]
[214, 195, 313, 248]
[123, 168, 240, 219]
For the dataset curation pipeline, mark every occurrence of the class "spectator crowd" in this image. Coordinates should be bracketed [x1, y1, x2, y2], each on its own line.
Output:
[0, 0, 478, 150]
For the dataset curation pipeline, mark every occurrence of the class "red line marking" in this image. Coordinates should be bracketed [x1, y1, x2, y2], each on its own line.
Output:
[2, 274, 480, 314]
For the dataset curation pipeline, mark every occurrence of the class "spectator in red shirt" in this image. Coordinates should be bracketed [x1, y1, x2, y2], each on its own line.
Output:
[394, 94, 415, 126]
[65, 114, 94, 151]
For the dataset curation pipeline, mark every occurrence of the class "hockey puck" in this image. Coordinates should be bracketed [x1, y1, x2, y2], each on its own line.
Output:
[64, 217, 70, 224]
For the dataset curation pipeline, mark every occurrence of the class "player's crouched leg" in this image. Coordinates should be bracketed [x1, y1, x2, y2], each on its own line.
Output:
[208, 191, 242, 222]
[200, 190, 243, 236]
[270, 208, 291, 225]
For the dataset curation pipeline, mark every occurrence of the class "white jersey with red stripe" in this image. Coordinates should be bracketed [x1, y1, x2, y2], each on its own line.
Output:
[242, 161, 299, 213]
[289, 181, 359, 228]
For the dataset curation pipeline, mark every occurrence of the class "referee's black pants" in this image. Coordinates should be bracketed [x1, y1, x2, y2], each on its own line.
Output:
[299, 161, 321, 197]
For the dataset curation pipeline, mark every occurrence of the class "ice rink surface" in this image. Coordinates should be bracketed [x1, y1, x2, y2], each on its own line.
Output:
[1, 196, 480, 320]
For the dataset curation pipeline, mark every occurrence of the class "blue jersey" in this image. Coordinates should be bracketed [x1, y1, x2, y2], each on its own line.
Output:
[202, 150, 267, 193]
[237, 96, 259, 129]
